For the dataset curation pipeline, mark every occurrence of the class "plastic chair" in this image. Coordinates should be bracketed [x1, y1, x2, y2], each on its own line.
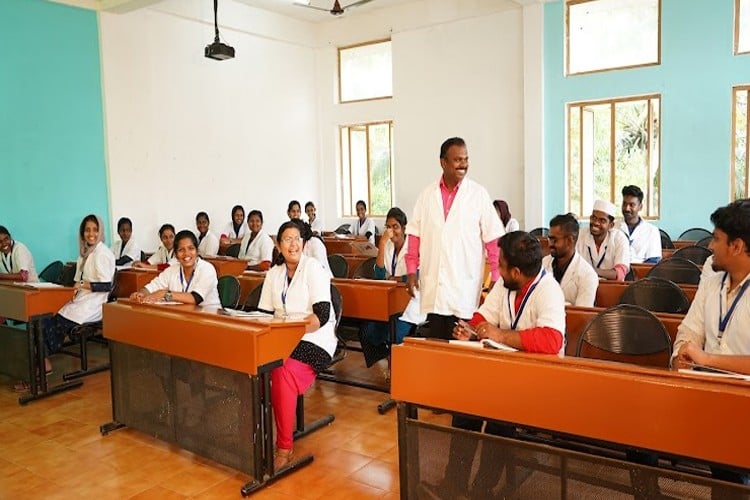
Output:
[327, 254, 349, 278]
[678, 227, 712, 242]
[672, 245, 712, 266]
[38, 260, 63, 283]
[351, 257, 378, 279]
[659, 229, 675, 250]
[575, 304, 673, 368]
[617, 277, 690, 314]
[334, 224, 351, 235]
[529, 227, 549, 238]
[646, 257, 702, 285]
[225, 243, 241, 258]
[242, 283, 264, 311]
[56, 263, 77, 286]
[217, 275, 241, 309]
[696, 236, 712, 248]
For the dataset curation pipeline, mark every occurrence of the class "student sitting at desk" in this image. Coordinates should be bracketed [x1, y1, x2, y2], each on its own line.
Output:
[304, 201, 324, 235]
[134, 224, 175, 270]
[0, 225, 38, 282]
[287, 200, 302, 220]
[36, 215, 115, 384]
[494, 199, 520, 233]
[617, 185, 662, 264]
[111, 217, 140, 267]
[257, 221, 336, 469]
[352, 199, 376, 244]
[576, 199, 631, 281]
[219, 205, 247, 245]
[195, 212, 219, 257]
[130, 230, 220, 307]
[238, 210, 274, 271]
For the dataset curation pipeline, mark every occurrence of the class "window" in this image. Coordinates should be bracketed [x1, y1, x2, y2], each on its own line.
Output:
[340, 121, 394, 217]
[566, 0, 660, 75]
[737, 0, 750, 54]
[338, 39, 392, 103]
[567, 95, 661, 218]
[732, 86, 749, 200]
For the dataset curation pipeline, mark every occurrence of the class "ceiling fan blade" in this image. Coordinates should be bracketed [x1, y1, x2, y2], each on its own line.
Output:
[342, 0, 375, 10]
[293, 3, 332, 12]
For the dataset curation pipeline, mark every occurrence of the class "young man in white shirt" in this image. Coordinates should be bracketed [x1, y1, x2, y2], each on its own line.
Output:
[617, 185, 662, 264]
[576, 199, 631, 281]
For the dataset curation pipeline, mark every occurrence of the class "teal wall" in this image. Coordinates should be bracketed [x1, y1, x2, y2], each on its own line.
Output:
[544, 0, 750, 237]
[0, 0, 108, 270]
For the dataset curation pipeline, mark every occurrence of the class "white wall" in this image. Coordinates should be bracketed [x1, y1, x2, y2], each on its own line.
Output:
[100, 0, 320, 251]
[314, 0, 526, 231]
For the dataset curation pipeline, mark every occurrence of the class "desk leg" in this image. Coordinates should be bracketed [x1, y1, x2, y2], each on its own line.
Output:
[378, 314, 398, 414]
[293, 393, 335, 441]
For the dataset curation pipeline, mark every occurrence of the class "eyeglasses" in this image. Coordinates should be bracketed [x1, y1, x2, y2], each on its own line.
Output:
[281, 236, 302, 245]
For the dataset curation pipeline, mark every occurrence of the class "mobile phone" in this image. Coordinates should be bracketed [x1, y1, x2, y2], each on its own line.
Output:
[457, 319, 479, 340]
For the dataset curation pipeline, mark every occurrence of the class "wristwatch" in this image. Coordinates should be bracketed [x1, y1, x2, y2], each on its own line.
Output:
[164, 290, 173, 302]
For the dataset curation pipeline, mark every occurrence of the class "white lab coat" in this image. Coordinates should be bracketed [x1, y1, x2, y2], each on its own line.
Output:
[701, 255, 720, 282]
[407, 177, 505, 318]
[309, 217, 324, 234]
[380, 238, 426, 324]
[542, 252, 599, 307]
[0, 240, 38, 282]
[221, 221, 248, 240]
[616, 219, 661, 263]
[303, 237, 332, 277]
[238, 231, 274, 266]
[58, 242, 115, 324]
[144, 258, 220, 307]
[147, 245, 175, 265]
[352, 217, 376, 244]
[505, 218, 520, 233]
[259, 254, 337, 357]
[111, 238, 140, 265]
[576, 229, 631, 275]
[197, 230, 220, 257]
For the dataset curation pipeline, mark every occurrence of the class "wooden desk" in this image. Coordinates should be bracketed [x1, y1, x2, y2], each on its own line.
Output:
[391, 340, 750, 496]
[595, 281, 698, 308]
[101, 301, 312, 495]
[331, 278, 411, 322]
[237, 271, 267, 305]
[674, 240, 697, 249]
[203, 256, 249, 277]
[113, 268, 158, 298]
[322, 236, 377, 257]
[630, 263, 653, 279]
[0, 283, 83, 403]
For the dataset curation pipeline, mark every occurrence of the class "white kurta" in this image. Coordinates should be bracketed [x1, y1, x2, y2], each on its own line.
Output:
[576, 229, 631, 274]
[0, 241, 38, 282]
[380, 238, 426, 324]
[147, 245, 175, 265]
[616, 219, 661, 263]
[221, 222, 248, 240]
[542, 252, 599, 307]
[259, 255, 337, 357]
[477, 270, 567, 356]
[144, 258, 220, 307]
[58, 242, 115, 324]
[197, 230, 220, 257]
[238, 231, 274, 266]
[674, 271, 750, 358]
[407, 177, 504, 318]
[303, 237, 332, 277]
[111, 238, 140, 264]
[352, 217, 376, 244]
[309, 217, 324, 234]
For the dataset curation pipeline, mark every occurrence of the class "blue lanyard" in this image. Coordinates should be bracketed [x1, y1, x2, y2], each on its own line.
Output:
[165, 248, 174, 261]
[588, 245, 607, 269]
[718, 273, 750, 338]
[507, 270, 546, 330]
[281, 266, 292, 316]
[1, 243, 13, 273]
[179, 267, 195, 293]
[391, 249, 398, 277]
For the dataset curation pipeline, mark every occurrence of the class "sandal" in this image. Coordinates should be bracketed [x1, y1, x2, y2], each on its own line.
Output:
[13, 381, 30, 393]
[274, 448, 293, 470]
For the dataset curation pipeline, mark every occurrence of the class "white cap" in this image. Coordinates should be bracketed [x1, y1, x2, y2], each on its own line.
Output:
[592, 199, 617, 218]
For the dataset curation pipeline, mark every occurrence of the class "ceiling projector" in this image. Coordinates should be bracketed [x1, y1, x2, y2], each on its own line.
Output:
[205, 41, 235, 61]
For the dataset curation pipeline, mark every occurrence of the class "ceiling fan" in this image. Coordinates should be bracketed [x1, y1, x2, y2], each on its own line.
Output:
[294, 0, 374, 16]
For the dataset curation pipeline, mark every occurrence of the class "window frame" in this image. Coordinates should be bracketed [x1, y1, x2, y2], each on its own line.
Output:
[731, 85, 750, 200]
[337, 38, 393, 104]
[736, 0, 750, 55]
[339, 120, 394, 218]
[565, 0, 662, 76]
[566, 93, 662, 219]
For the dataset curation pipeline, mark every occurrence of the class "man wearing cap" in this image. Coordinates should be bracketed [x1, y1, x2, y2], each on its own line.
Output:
[617, 185, 661, 264]
[576, 200, 631, 281]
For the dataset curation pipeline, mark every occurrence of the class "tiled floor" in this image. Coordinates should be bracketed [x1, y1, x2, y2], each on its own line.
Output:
[0, 346, 404, 499]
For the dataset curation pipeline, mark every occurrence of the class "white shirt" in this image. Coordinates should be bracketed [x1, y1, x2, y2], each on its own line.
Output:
[701, 255, 720, 282]
[259, 255, 337, 357]
[407, 177, 505, 318]
[542, 252, 599, 307]
[576, 229, 631, 276]
[197, 230, 220, 257]
[380, 238, 426, 325]
[505, 218, 520, 233]
[221, 221, 248, 240]
[111, 238, 140, 265]
[309, 217, 324, 235]
[617, 219, 661, 264]
[352, 217, 376, 244]
[0, 240, 38, 282]
[238, 231, 274, 266]
[674, 271, 750, 358]
[147, 245, 175, 265]
[59, 242, 115, 324]
[303, 237, 332, 277]
[144, 258, 220, 307]
[477, 269, 567, 357]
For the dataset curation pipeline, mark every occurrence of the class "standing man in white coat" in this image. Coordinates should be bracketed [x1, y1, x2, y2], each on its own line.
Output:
[405, 137, 505, 339]
[542, 213, 599, 306]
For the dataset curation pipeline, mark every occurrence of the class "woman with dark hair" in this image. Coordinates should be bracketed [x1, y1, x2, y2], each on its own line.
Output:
[238, 210, 274, 271]
[111, 217, 140, 267]
[220, 205, 248, 245]
[493, 200, 519, 233]
[293, 219, 331, 276]
[134, 224, 176, 270]
[258, 221, 336, 469]
[0, 225, 38, 282]
[352, 200, 376, 244]
[130, 230, 220, 307]
[304, 201, 324, 235]
[287, 200, 302, 220]
[195, 212, 219, 257]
